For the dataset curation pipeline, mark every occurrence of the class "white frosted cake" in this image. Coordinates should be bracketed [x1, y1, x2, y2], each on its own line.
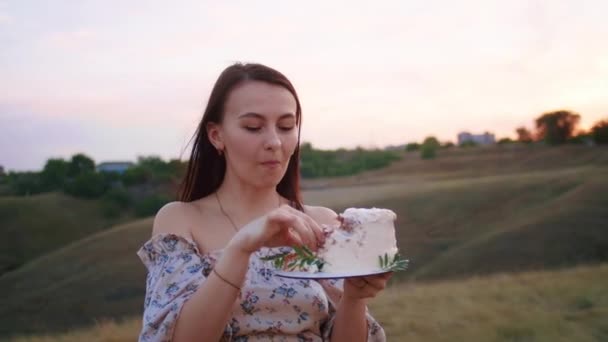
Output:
[317, 207, 399, 273]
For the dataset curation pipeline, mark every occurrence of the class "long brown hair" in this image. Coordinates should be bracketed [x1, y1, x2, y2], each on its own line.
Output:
[178, 63, 304, 211]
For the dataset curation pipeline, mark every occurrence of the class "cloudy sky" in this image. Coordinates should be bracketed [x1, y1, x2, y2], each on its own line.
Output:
[1, 0, 607, 171]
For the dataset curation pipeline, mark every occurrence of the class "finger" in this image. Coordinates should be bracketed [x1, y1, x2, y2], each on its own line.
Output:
[288, 207, 325, 247]
[351, 278, 367, 289]
[286, 206, 326, 248]
[302, 214, 326, 247]
[273, 212, 313, 248]
[345, 278, 363, 289]
[320, 223, 334, 235]
[367, 272, 393, 287]
[269, 211, 293, 233]
[346, 278, 377, 298]
[288, 216, 316, 250]
[361, 277, 386, 291]
[360, 285, 378, 298]
[285, 228, 304, 246]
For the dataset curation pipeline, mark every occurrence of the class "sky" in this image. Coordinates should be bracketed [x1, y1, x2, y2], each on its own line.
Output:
[1, 0, 607, 171]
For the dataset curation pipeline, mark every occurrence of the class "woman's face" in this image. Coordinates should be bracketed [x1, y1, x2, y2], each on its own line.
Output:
[209, 80, 299, 188]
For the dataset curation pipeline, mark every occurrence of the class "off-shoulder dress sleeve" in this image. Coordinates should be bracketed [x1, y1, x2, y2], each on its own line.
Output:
[136, 233, 232, 342]
[318, 278, 386, 341]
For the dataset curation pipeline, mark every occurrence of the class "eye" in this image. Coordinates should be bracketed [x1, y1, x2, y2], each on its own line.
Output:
[244, 127, 261, 132]
[279, 126, 295, 131]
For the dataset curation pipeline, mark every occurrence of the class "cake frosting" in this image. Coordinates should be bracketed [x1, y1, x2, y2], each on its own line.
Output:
[317, 207, 399, 273]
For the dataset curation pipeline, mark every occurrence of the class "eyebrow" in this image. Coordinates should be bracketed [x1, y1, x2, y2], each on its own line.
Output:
[237, 112, 296, 120]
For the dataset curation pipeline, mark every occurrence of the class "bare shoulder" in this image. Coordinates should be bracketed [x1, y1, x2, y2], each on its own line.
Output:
[151, 201, 198, 239]
[304, 205, 339, 226]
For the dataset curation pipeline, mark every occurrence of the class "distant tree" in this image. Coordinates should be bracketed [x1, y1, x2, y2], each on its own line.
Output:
[137, 156, 165, 171]
[122, 166, 151, 186]
[63, 172, 108, 198]
[459, 141, 478, 148]
[535, 110, 581, 145]
[591, 119, 608, 144]
[101, 187, 132, 218]
[67, 153, 96, 178]
[498, 137, 513, 145]
[442, 141, 455, 149]
[0, 165, 5, 185]
[299, 143, 400, 178]
[516, 127, 534, 143]
[420, 144, 436, 159]
[41, 158, 70, 190]
[567, 131, 592, 145]
[8, 172, 45, 195]
[135, 155, 174, 183]
[421, 136, 440, 159]
[405, 143, 420, 152]
[300, 142, 314, 152]
[135, 194, 171, 217]
[422, 136, 441, 149]
[168, 158, 186, 177]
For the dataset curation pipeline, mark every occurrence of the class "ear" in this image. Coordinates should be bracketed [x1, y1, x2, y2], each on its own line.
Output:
[206, 121, 224, 151]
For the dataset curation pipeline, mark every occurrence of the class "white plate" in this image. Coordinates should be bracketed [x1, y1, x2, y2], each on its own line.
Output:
[274, 269, 392, 279]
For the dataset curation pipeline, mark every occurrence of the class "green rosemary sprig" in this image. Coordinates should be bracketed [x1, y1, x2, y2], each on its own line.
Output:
[379, 253, 409, 271]
[260, 246, 327, 272]
[259, 251, 291, 270]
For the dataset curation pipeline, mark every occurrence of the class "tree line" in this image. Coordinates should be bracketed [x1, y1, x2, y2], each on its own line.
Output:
[0, 146, 401, 217]
[406, 110, 608, 159]
[0, 109, 605, 203]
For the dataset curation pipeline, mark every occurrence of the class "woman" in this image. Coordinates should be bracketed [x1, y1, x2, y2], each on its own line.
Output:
[137, 63, 392, 341]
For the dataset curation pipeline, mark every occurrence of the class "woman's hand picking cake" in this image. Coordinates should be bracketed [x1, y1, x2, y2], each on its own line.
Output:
[263, 207, 408, 274]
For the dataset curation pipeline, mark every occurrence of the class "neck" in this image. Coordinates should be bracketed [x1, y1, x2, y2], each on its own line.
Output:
[215, 172, 284, 226]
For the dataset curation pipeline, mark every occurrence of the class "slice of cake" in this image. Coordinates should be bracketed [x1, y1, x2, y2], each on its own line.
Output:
[317, 207, 400, 273]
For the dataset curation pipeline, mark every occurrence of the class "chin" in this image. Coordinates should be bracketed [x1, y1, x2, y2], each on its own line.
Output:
[255, 172, 287, 188]
[253, 179, 282, 189]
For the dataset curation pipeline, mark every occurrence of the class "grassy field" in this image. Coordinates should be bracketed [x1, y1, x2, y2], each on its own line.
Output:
[0, 192, 135, 275]
[5, 263, 607, 342]
[2, 145, 605, 275]
[303, 144, 608, 188]
[1, 145, 607, 338]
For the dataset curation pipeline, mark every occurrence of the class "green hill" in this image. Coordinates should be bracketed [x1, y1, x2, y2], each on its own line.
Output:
[303, 144, 608, 188]
[0, 217, 152, 337]
[1, 145, 607, 337]
[0, 192, 134, 275]
[360, 166, 608, 281]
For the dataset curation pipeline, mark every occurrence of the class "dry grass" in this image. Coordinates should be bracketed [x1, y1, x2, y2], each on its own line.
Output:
[371, 263, 608, 341]
[5, 319, 141, 342]
[6, 263, 607, 342]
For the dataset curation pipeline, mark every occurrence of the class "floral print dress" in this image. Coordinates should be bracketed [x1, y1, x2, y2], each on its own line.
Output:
[136, 233, 386, 341]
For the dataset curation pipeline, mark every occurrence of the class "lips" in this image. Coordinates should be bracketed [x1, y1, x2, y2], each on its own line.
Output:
[261, 160, 281, 169]
[261, 160, 280, 165]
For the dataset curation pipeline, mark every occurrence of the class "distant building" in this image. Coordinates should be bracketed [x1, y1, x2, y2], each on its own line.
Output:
[458, 132, 496, 146]
[96, 161, 134, 174]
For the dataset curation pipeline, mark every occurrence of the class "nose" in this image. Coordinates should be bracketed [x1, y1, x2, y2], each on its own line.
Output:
[264, 128, 282, 151]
